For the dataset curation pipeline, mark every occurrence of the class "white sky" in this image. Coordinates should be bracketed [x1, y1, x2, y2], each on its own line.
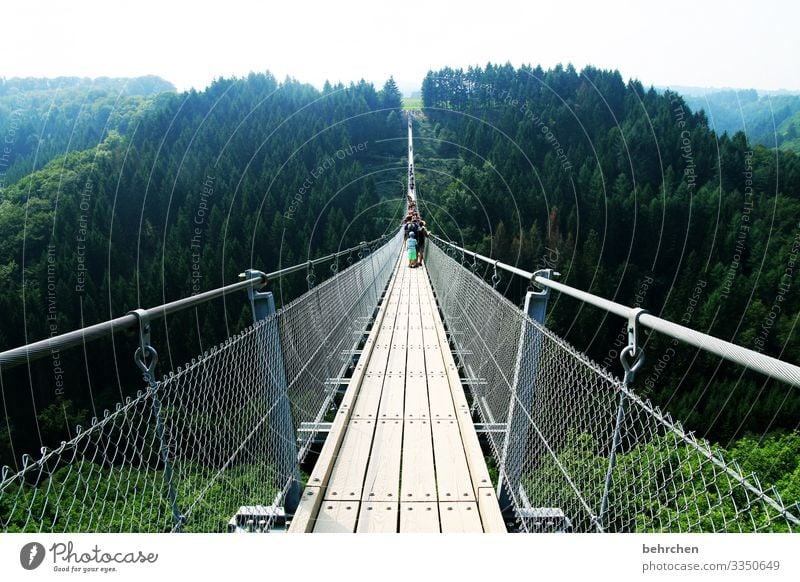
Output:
[2, 0, 799, 94]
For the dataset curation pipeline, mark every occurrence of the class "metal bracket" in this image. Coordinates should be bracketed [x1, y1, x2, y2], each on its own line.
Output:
[129, 308, 157, 378]
[306, 261, 316, 289]
[621, 308, 648, 384]
[243, 270, 271, 322]
[530, 269, 555, 298]
[491, 261, 501, 289]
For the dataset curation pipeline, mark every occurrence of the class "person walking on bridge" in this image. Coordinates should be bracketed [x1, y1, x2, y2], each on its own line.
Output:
[416, 221, 427, 265]
[407, 231, 418, 268]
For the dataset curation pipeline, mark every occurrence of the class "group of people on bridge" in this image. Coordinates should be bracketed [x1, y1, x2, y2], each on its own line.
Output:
[402, 195, 427, 268]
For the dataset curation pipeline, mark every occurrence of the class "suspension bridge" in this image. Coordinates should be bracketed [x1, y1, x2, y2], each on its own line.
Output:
[1, 115, 799, 534]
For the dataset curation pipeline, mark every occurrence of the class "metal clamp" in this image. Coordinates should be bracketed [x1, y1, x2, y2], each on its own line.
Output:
[306, 261, 316, 289]
[620, 308, 648, 384]
[531, 269, 555, 298]
[129, 308, 157, 379]
[491, 261, 501, 289]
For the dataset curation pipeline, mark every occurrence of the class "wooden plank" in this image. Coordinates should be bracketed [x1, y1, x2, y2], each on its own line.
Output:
[422, 346, 446, 374]
[431, 419, 475, 502]
[325, 419, 375, 501]
[403, 373, 429, 419]
[313, 501, 359, 533]
[454, 405, 493, 493]
[377, 373, 405, 419]
[367, 342, 392, 372]
[288, 486, 322, 533]
[351, 373, 384, 420]
[405, 339, 426, 375]
[400, 419, 436, 501]
[427, 374, 456, 420]
[400, 502, 440, 533]
[385, 279, 408, 375]
[357, 502, 399, 533]
[386, 341, 407, 375]
[361, 418, 403, 502]
[439, 502, 483, 533]
[477, 487, 507, 533]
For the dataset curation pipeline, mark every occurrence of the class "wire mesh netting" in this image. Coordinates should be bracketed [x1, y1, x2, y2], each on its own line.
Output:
[426, 241, 800, 533]
[0, 233, 402, 532]
[280, 233, 402, 459]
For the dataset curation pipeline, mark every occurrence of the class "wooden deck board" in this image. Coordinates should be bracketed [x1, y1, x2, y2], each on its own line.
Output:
[377, 373, 405, 419]
[400, 502, 440, 533]
[404, 372, 429, 419]
[325, 418, 375, 501]
[351, 374, 385, 420]
[400, 418, 437, 502]
[357, 502, 399, 533]
[313, 501, 359, 533]
[431, 419, 475, 502]
[439, 502, 483, 533]
[477, 488, 507, 533]
[427, 374, 456, 420]
[361, 418, 403, 502]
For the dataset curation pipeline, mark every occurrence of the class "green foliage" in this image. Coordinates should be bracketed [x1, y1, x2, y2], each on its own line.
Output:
[1, 460, 277, 532]
[417, 63, 800, 443]
[680, 89, 800, 152]
[524, 430, 799, 532]
[0, 76, 174, 185]
[0, 73, 405, 468]
[729, 432, 800, 508]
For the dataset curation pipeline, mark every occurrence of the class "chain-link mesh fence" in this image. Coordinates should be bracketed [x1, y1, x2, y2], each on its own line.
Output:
[0, 233, 402, 532]
[426, 240, 800, 533]
[280, 233, 402, 459]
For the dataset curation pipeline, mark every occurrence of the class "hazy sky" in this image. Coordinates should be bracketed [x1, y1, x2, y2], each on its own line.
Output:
[3, 0, 799, 94]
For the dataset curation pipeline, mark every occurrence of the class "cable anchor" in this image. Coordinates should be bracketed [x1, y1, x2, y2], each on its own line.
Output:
[306, 261, 316, 289]
[491, 260, 501, 289]
[129, 309, 158, 380]
[620, 308, 648, 385]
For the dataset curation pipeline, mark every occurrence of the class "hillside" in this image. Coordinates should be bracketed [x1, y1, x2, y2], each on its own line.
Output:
[419, 63, 799, 443]
[671, 88, 800, 152]
[0, 73, 405, 467]
[0, 76, 175, 188]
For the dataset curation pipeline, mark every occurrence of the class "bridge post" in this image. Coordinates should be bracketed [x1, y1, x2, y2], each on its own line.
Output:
[497, 270, 552, 521]
[245, 270, 302, 516]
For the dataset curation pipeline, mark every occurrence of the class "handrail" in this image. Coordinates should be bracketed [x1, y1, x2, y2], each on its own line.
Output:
[0, 235, 390, 370]
[430, 234, 800, 388]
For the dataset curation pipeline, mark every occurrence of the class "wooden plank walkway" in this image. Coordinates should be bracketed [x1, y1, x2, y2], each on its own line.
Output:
[289, 256, 505, 533]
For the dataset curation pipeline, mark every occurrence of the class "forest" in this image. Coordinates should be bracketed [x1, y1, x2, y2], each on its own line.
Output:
[0, 76, 175, 185]
[418, 63, 798, 447]
[0, 73, 405, 469]
[678, 88, 800, 153]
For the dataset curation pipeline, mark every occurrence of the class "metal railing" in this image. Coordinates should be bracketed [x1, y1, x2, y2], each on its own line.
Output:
[426, 237, 800, 532]
[429, 234, 800, 388]
[0, 234, 392, 370]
